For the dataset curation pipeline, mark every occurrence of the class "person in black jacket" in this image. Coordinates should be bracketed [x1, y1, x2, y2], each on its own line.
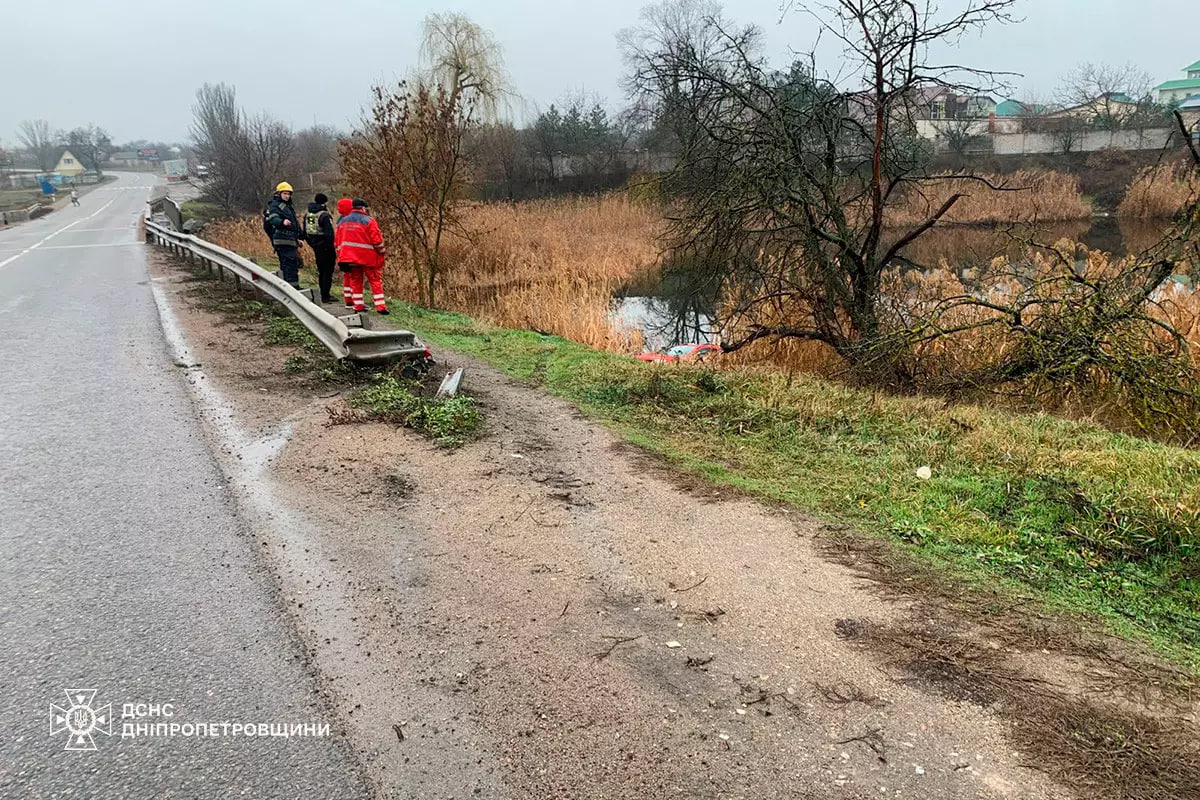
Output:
[303, 192, 337, 303]
[264, 181, 303, 288]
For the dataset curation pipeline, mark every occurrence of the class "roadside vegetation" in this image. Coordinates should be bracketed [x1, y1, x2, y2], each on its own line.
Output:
[177, 258, 481, 447]
[262, 312, 481, 448]
[0, 187, 45, 211]
[179, 199, 230, 226]
[203, 194, 660, 353]
[344, 375, 482, 447]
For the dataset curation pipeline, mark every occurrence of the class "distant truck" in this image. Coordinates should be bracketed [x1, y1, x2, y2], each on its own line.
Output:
[163, 159, 189, 182]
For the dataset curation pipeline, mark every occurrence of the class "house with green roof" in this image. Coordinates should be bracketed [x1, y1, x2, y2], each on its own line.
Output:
[1155, 60, 1200, 105]
[994, 99, 1051, 118]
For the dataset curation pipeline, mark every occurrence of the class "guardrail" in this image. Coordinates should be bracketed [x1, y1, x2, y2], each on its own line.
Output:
[1, 202, 47, 225]
[144, 216, 428, 363]
[148, 192, 183, 232]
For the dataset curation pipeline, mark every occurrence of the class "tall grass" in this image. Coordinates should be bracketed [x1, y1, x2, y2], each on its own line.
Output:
[416, 195, 662, 352]
[887, 169, 1092, 226]
[205, 217, 278, 263]
[1118, 162, 1200, 219]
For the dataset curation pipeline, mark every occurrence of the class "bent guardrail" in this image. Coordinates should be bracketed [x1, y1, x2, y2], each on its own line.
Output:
[144, 217, 428, 363]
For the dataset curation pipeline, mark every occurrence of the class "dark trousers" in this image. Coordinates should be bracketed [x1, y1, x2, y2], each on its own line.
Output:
[312, 243, 337, 300]
[274, 245, 301, 287]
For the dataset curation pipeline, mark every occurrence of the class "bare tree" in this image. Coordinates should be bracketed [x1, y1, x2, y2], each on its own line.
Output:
[18, 120, 58, 171]
[66, 125, 112, 175]
[1038, 115, 1084, 154]
[473, 122, 532, 199]
[341, 13, 507, 307]
[624, 0, 1197, 428]
[620, 0, 733, 158]
[191, 83, 251, 211]
[190, 83, 295, 212]
[342, 83, 473, 308]
[1058, 62, 1157, 130]
[420, 12, 511, 120]
[626, 0, 1024, 373]
[243, 114, 296, 205]
[294, 125, 340, 178]
[932, 117, 981, 158]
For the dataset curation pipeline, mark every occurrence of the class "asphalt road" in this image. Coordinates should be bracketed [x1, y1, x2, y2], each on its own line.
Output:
[0, 173, 369, 798]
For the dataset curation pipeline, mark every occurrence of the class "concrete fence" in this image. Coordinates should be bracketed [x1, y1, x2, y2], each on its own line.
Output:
[933, 127, 1179, 156]
[991, 127, 1177, 155]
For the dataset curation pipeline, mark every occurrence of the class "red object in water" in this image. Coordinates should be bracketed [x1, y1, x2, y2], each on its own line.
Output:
[636, 343, 721, 364]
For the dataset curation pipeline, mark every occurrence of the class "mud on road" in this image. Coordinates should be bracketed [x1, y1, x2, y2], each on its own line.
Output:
[149, 250, 1199, 800]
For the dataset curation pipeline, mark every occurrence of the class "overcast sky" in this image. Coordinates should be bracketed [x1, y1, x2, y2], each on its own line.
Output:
[2, 0, 1196, 145]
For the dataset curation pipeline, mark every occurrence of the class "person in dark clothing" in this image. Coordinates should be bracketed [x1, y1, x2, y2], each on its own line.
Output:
[303, 192, 337, 303]
[264, 181, 304, 288]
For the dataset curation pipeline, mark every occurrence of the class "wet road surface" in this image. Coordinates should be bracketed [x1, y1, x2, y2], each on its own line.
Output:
[0, 173, 368, 798]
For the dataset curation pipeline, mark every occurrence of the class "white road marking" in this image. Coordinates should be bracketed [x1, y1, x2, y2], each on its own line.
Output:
[0, 242, 139, 253]
[52, 227, 138, 233]
[0, 198, 118, 271]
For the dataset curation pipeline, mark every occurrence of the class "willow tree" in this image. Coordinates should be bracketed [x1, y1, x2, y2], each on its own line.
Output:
[341, 13, 508, 308]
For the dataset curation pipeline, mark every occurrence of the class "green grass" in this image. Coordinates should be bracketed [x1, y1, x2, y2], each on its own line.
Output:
[382, 300, 1200, 669]
[348, 375, 482, 447]
[251, 295, 478, 444]
[265, 315, 318, 347]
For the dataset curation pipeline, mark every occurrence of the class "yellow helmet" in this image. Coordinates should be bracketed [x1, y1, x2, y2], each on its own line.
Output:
[275, 181, 293, 193]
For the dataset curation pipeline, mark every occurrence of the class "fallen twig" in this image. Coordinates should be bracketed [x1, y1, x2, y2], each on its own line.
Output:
[594, 634, 642, 661]
[814, 681, 887, 709]
[672, 575, 709, 593]
[837, 726, 887, 763]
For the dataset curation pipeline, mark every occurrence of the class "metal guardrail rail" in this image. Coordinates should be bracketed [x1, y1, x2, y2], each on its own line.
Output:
[144, 216, 428, 363]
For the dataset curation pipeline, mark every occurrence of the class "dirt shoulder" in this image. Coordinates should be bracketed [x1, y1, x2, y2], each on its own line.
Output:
[149, 250, 1199, 800]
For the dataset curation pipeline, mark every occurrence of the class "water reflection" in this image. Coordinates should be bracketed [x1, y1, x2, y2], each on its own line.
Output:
[612, 270, 720, 351]
[611, 296, 719, 351]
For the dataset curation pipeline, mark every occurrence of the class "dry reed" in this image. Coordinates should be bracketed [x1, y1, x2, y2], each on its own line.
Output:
[202, 184, 1196, 398]
[384, 195, 662, 352]
[1118, 162, 1200, 220]
[887, 170, 1092, 227]
[205, 217, 279, 264]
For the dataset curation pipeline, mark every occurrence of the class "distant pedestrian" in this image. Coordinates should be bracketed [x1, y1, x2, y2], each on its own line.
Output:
[304, 192, 337, 303]
[334, 198, 389, 315]
[263, 181, 304, 289]
[69, 189, 79, 207]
